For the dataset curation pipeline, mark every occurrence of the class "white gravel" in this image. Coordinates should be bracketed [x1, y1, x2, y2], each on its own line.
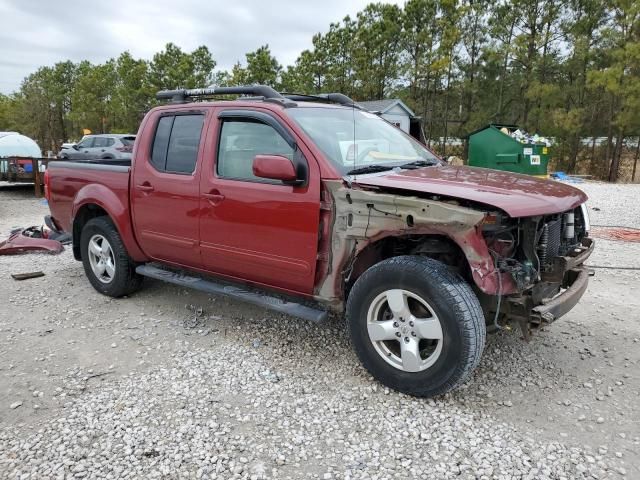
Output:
[1, 181, 639, 479]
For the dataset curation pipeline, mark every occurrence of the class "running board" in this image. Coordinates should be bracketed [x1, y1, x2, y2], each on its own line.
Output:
[136, 264, 328, 324]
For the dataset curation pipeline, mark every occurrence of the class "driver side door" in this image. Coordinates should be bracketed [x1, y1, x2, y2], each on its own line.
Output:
[198, 109, 321, 294]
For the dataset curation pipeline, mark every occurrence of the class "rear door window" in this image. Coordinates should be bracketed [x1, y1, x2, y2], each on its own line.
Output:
[150, 114, 204, 174]
[93, 137, 108, 148]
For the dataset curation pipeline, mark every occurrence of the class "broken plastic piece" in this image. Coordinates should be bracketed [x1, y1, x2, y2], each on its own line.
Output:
[0, 227, 64, 255]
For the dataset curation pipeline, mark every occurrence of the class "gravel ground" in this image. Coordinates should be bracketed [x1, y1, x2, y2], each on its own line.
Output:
[0, 181, 639, 479]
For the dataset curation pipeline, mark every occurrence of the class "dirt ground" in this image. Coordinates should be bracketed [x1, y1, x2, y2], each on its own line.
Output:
[0, 181, 638, 479]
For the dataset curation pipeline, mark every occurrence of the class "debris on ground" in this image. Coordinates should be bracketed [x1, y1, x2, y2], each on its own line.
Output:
[591, 226, 640, 243]
[184, 304, 206, 329]
[551, 171, 584, 183]
[11, 271, 45, 281]
[0, 226, 64, 255]
[183, 304, 222, 335]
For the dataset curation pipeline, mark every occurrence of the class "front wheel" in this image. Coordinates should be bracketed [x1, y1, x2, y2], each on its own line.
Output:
[347, 256, 486, 397]
[80, 216, 143, 297]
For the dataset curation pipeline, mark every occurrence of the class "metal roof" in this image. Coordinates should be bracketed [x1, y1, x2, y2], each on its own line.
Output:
[357, 99, 416, 117]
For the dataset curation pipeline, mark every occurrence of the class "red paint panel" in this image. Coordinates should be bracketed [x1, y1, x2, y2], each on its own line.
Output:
[0, 231, 63, 255]
[47, 165, 147, 261]
[198, 107, 322, 294]
[129, 108, 210, 267]
[353, 165, 587, 217]
[452, 228, 518, 295]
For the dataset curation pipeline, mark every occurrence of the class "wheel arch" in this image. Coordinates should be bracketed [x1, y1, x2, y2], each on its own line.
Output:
[72, 203, 109, 260]
[345, 234, 471, 301]
[71, 185, 146, 262]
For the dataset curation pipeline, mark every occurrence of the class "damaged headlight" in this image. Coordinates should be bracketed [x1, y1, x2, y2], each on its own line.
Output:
[579, 202, 590, 234]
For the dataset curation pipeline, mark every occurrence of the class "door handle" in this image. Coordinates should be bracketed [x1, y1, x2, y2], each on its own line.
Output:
[202, 191, 225, 205]
[136, 183, 154, 192]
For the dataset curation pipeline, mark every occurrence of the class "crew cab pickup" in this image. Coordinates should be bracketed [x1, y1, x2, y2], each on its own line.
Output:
[45, 85, 594, 397]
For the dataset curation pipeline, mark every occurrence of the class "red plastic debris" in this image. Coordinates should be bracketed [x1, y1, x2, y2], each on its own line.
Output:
[590, 227, 640, 243]
[0, 228, 64, 255]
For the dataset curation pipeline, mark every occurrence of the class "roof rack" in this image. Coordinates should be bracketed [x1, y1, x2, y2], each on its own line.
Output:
[156, 85, 360, 108]
[156, 85, 284, 103]
[282, 92, 360, 108]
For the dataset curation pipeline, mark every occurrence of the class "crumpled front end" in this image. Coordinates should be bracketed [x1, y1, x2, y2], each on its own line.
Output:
[481, 204, 593, 338]
[315, 179, 593, 339]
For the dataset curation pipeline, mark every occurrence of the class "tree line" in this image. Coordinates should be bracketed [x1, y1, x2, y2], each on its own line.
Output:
[0, 0, 638, 181]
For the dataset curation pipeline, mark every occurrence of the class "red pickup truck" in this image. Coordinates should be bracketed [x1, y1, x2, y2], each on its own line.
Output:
[45, 85, 594, 397]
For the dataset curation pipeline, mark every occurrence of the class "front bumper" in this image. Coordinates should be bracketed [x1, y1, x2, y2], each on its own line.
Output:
[505, 237, 594, 335]
[542, 237, 594, 283]
[532, 267, 589, 323]
[533, 237, 594, 323]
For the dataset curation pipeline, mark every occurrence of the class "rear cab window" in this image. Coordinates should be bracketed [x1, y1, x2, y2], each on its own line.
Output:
[150, 114, 205, 174]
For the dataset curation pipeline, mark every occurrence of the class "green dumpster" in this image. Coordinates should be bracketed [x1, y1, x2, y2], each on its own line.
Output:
[467, 124, 550, 177]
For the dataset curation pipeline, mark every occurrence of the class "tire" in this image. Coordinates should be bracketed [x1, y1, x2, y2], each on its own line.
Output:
[80, 216, 143, 297]
[347, 255, 486, 397]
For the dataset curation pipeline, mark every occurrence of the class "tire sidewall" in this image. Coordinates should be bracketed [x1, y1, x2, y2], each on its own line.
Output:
[80, 218, 133, 297]
[348, 257, 477, 396]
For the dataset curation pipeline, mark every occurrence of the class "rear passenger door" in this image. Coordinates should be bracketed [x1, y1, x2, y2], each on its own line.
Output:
[131, 110, 207, 267]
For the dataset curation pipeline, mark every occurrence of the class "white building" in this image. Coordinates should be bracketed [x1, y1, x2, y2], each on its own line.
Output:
[357, 99, 419, 137]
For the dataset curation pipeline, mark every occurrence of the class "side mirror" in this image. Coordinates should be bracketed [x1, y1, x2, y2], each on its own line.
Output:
[72, 144, 79, 150]
[252, 154, 298, 183]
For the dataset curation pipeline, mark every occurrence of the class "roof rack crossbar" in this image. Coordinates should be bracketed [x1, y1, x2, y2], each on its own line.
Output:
[282, 92, 360, 108]
[156, 85, 284, 103]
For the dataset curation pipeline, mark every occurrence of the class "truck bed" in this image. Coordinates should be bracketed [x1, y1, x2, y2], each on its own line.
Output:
[46, 160, 132, 238]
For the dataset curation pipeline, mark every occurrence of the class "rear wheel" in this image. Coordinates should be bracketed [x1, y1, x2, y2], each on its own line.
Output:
[347, 255, 486, 397]
[80, 217, 142, 297]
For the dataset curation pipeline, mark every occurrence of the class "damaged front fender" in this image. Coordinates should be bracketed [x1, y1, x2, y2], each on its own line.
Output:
[315, 180, 516, 308]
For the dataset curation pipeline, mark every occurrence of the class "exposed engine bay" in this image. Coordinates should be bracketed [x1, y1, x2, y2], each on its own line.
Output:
[315, 180, 594, 339]
[482, 204, 590, 290]
[481, 203, 593, 337]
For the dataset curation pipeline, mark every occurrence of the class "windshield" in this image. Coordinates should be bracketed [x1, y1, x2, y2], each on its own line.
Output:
[288, 107, 440, 174]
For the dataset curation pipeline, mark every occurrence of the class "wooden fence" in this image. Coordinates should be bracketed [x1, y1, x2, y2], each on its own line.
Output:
[0, 157, 58, 197]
